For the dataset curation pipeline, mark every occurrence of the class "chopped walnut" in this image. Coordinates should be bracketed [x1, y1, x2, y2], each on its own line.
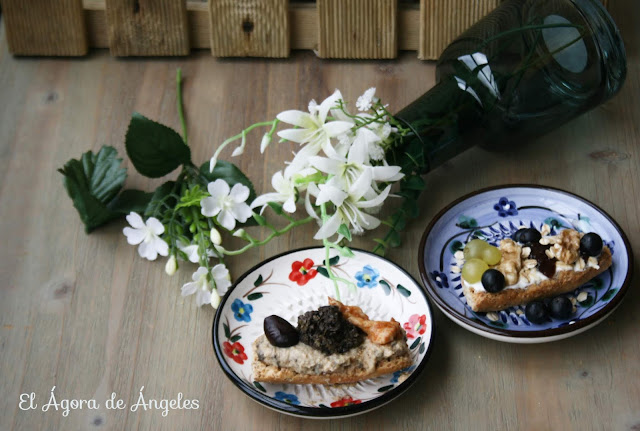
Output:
[523, 259, 537, 269]
[521, 247, 531, 258]
[556, 261, 574, 271]
[574, 258, 586, 271]
[557, 229, 581, 263]
[497, 239, 522, 285]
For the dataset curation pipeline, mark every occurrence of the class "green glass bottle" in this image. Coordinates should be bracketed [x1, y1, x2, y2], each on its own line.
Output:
[391, 0, 626, 172]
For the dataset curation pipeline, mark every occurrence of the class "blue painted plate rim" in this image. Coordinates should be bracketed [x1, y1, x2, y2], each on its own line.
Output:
[418, 184, 633, 339]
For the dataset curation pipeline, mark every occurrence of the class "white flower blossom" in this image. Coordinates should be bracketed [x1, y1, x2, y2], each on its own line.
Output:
[181, 267, 212, 307]
[356, 87, 377, 112]
[123, 212, 169, 261]
[181, 264, 232, 308]
[277, 90, 354, 175]
[201, 179, 252, 231]
[250, 170, 298, 214]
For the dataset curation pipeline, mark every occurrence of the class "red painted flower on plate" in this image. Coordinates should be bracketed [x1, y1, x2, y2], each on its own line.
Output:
[289, 258, 318, 286]
[223, 341, 248, 364]
[330, 396, 362, 408]
[403, 314, 427, 339]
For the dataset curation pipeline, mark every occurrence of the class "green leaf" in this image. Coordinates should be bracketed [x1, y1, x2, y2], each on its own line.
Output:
[125, 113, 191, 178]
[253, 213, 267, 226]
[402, 175, 425, 191]
[247, 293, 263, 301]
[377, 385, 394, 393]
[229, 335, 241, 343]
[223, 323, 231, 339]
[388, 230, 401, 248]
[200, 160, 256, 203]
[58, 146, 128, 233]
[397, 285, 412, 297]
[317, 266, 329, 278]
[337, 224, 352, 241]
[379, 279, 391, 295]
[339, 246, 355, 258]
[145, 181, 177, 217]
[254, 274, 264, 287]
[410, 337, 422, 350]
[107, 189, 153, 215]
[253, 381, 266, 393]
[450, 240, 464, 254]
[324, 256, 340, 266]
[267, 202, 284, 216]
[600, 288, 618, 302]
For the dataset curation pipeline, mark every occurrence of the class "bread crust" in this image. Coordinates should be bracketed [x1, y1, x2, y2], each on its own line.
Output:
[252, 353, 413, 385]
[463, 247, 612, 312]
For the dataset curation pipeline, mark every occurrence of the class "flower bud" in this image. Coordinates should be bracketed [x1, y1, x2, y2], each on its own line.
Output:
[210, 289, 221, 309]
[260, 133, 271, 153]
[210, 227, 222, 245]
[209, 156, 218, 172]
[233, 228, 246, 238]
[165, 255, 178, 276]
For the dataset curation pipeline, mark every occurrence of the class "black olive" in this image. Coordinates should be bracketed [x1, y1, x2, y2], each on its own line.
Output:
[580, 233, 603, 256]
[264, 315, 299, 347]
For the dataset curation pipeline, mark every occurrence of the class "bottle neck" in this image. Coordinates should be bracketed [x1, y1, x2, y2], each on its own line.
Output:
[392, 76, 484, 173]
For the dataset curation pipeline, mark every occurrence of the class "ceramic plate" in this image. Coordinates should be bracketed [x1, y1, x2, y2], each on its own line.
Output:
[418, 185, 632, 344]
[212, 247, 434, 418]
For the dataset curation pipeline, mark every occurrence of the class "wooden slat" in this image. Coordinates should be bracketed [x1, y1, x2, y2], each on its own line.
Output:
[105, 0, 190, 56]
[419, 0, 500, 60]
[317, 0, 397, 59]
[209, 0, 289, 58]
[1, 0, 87, 56]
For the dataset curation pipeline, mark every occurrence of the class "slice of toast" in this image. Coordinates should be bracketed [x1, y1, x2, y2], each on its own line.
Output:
[252, 300, 413, 385]
[463, 246, 612, 312]
[252, 346, 412, 385]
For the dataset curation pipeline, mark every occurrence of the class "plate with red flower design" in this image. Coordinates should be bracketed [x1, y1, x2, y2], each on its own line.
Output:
[212, 246, 435, 418]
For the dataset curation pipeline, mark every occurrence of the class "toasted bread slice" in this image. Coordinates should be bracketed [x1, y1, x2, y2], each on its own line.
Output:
[463, 246, 612, 312]
[252, 347, 412, 385]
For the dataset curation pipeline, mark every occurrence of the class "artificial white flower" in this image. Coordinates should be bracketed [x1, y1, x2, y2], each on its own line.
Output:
[210, 227, 222, 245]
[260, 133, 271, 153]
[313, 171, 392, 240]
[201, 179, 252, 231]
[177, 240, 200, 263]
[123, 212, 169, 261]
[277, 90, 354, 174]
[211, 263, 232, 296]
[165, 255, 178, 276]
[181, 267, 213, 307]
[250, 170, 298, 214]
[356, 87, 377, 112]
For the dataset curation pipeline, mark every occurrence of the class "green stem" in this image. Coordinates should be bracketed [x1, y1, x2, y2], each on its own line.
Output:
[320, 203, 343, 300]
[176, 68, 188, 146]
[221, 216, 315, 256]
[191, 206, 214, 290]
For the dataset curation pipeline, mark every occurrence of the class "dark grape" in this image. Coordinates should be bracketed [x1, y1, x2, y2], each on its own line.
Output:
[549, 296, 573, 319]
[580, 233, 603, 256]
[525, 301, 548, 324]
[481, 269, 506, 293]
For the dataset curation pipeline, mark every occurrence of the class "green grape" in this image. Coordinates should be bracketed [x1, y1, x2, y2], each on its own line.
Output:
[462, 258, 489, 284]
[481, 245, 502, 265]
[464, 239, 490, 260]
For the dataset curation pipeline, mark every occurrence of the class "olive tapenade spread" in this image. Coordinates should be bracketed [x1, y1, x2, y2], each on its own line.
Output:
[297, 305, 365, 354]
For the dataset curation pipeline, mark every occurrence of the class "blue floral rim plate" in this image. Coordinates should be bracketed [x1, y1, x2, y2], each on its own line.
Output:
[212, 247, 435, 418]
[418, 185, 633, 343]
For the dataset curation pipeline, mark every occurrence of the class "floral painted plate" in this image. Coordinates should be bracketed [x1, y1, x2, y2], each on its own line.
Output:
[212, 247, 434, 418]
[418, 185, 632, 344]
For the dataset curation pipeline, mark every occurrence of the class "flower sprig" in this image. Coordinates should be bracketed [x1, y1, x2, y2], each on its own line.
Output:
[59, 71, 411, 308]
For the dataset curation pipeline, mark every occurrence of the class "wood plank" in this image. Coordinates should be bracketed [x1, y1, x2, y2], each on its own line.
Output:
[1, 0, 87, 56]
[104, 0, 190, 56]
[317, 0, 398, 59]
[419, 0, 500, 59]
[209, 0, 289, 57]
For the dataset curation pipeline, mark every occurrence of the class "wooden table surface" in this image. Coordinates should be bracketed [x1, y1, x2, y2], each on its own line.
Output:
[1, 3, 639, 430]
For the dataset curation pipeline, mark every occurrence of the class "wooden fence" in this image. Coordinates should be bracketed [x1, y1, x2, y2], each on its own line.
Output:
[0, 0, 608, 60]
